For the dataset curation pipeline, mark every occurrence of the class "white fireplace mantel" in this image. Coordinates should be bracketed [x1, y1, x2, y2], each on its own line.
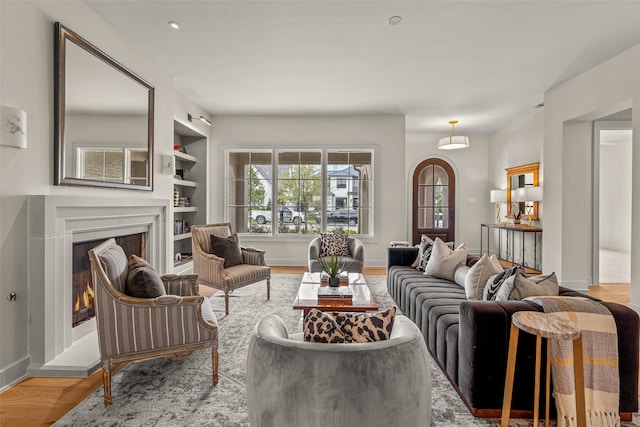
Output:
[27, 195, 169, 377]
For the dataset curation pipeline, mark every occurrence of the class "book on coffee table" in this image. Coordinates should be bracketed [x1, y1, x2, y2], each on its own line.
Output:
[317, 286, 353, 299]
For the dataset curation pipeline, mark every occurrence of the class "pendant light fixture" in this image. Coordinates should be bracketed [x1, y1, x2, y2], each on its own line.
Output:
[438, 120, 469, 150]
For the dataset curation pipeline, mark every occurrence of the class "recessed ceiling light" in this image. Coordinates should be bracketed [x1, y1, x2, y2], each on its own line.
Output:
[168, 21, 181, 30]
[388, 16, 402, 26]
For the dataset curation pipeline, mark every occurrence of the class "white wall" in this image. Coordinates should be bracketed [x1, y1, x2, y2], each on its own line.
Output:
[599, 131, 632, 252]
[0, 0, 174, 389]
[542, 42, 640, 310]
[405, 133, 491, 254]
[209, 115, 406, 267]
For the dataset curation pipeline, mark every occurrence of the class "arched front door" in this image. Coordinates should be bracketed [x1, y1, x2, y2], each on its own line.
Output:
[412, 158, 456, 245]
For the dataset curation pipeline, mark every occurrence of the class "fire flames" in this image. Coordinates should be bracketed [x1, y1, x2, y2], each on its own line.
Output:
[74, 282, 95, 312]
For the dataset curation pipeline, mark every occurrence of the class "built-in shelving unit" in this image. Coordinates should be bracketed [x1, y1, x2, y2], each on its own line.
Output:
[172, 120, 209, 274]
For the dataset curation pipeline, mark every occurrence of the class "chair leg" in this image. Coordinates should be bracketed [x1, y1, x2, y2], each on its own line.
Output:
[225, 291, 230, 315]
[102, 360, 113, 406]
[212, 349, 219, 385]
[267, 278, 271, 300]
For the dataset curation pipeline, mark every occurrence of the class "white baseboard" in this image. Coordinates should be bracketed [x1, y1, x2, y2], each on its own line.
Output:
[0, 355, 30, 392]
[559, 280, 590, 292]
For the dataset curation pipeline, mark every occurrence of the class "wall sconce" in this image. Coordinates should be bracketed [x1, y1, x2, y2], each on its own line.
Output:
[490, 190, 507, 223]
[512, 186, 542, 225]
[187, 113, 212, 126]
[1, 106, 27, 149]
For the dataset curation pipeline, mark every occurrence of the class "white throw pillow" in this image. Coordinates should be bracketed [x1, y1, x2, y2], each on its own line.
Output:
[424, 238, 468, 281]
[464, 254, 504, 300]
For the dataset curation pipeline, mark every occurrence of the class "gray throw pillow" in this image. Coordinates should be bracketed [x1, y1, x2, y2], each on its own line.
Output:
[483, 266, 524, 300]
[495, 272, 560, 301]
[126, 265, 166, 298]
[464, 254, 503, 300]
[424, 238, 468, 281]
[210, 232, 244, 268]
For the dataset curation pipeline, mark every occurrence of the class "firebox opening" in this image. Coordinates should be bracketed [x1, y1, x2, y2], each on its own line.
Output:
[72, 233, 146, 328]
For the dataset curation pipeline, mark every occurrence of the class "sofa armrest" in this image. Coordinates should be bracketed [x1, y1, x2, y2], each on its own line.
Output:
[600, 301, 639, 413]
[458, 300, 541, 412]
[386, 247, 418, 269]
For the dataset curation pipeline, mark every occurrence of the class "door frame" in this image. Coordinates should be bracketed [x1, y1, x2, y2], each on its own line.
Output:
[411, 158, 456, 245]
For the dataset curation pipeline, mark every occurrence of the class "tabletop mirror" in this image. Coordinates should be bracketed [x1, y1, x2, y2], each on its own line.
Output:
[506, 163, 539, 220]
[54, 22, 154, 190]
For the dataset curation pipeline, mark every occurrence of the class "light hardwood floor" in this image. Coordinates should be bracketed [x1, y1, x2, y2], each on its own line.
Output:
[0, 266, 631, 426]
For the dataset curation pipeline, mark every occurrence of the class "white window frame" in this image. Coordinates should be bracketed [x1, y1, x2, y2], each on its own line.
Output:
[224, 148, 375, 238]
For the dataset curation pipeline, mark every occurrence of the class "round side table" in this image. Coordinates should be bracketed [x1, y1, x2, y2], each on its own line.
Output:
[500, 311, 586, 427]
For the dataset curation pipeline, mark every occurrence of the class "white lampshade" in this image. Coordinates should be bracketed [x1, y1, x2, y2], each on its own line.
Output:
[512, 186, 542, 202]
[490, 190, 507, 203]
[438, 135, 469, 150]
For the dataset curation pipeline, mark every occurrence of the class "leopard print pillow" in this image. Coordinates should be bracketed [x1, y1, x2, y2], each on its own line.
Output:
[303, 309, 346, 343]
[333, 307, 396, 343]
[320, 233, 349, 257]
[303, 307, 397, 343]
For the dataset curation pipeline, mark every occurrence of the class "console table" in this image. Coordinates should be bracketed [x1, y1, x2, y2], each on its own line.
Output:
[480, 223, 542, 271]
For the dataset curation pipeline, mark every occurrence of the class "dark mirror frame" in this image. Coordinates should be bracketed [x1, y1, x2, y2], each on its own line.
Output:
[54, 22, 155, 190]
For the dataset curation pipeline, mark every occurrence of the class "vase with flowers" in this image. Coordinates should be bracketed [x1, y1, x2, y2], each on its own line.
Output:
[319, 255, 350, 287]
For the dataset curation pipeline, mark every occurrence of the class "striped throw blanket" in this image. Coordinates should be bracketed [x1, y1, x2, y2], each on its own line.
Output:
[528, 296, 620, 427]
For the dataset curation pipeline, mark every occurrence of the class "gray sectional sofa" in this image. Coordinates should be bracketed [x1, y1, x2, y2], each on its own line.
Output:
[387, 246, 639, 419]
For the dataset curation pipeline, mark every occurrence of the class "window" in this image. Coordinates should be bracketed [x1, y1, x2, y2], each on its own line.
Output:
[225, 149, 373, 236]
[77, 147, 148, 184]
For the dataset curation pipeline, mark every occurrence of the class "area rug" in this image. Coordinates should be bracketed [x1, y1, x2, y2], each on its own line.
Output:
[55, 274, 638, 427]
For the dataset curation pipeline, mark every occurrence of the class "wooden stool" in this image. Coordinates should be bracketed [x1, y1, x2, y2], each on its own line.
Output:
[500, 311, 586, 427]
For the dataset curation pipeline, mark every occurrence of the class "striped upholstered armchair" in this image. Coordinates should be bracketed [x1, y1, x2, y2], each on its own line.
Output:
[88, 238, 218, 406]
[192, 223, 271, 315]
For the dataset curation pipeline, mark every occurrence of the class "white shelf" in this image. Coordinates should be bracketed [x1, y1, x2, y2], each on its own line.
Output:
[174, 232, 192, 241]
[174, 206, 197, 213]
[173, 178, 197, 187]
[173, 150, 197, 163]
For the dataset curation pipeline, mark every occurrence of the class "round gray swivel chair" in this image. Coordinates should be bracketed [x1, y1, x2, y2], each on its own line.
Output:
[246, 313, 431, 427]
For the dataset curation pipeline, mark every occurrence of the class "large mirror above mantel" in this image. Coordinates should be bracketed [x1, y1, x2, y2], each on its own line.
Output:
[506, 162, 540, 220]
[54, 22, 155, 190]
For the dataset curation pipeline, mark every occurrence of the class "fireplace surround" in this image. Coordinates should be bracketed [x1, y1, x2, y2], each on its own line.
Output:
[27, 195, 169, 377]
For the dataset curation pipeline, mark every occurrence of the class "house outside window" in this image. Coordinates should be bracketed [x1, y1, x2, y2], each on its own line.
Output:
[225, 149, 373, 236]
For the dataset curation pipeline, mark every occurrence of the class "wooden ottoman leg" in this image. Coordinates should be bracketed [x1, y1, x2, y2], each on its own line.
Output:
[501, 322, 520, 427]
[573, 336, 587, 427]
[533, 333, 542, 427]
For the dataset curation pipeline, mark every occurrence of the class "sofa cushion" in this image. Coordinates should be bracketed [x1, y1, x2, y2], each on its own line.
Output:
[320, 233, 349, 257]
[464, 254, 503, 300]
[495, 272, 560, 301]
[424, 238, 468, 281]
[210, 232, 244, 268]
[126, 265, 166, 298]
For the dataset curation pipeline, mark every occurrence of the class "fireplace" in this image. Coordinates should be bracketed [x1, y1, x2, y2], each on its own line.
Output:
[27, 195, 169, 377]
[72, 233, 146, 328]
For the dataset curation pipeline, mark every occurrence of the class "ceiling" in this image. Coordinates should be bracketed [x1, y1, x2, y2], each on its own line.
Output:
[86, 1, 640, 134]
